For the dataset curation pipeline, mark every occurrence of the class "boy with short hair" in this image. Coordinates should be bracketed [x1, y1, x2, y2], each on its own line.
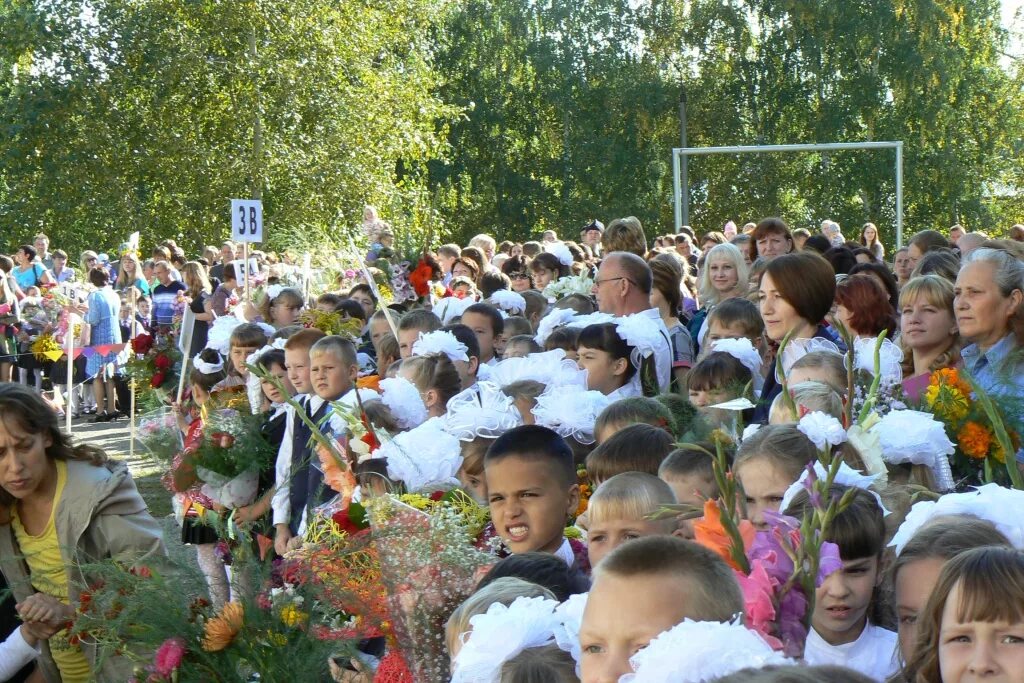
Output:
[484, 425, 582, 568]
[579, 536, 744, 683]
[702, 297, 765, 357]
[272, 328, 326, 554]
[503, 335, 542, 359]
[658, 445, 722, 539]
[397, 309, 442, 359]
[461, 302, 504, 365]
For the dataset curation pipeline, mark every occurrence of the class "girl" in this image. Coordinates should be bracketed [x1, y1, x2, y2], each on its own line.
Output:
[860, 222, 885, 261]
[889, 517, 1011, 665]
[258, 286, 304, 329]
[396, 353, 463, 418]
[899, 275, 960, 400]
[785, 485, 897, 681]
[457, 436, 491, 505]
[0, 383, 164, 682]
[181, 261, 214, 356]
[234, 348, 296, 526]
[544, 327, 581, 361]
[649, 258, 695, 390]
[529, 252, 569, 291]
[576, 323, 637, 399]
[169, 348, 230, 609]
[115, 252, 150, 296]
[223, 322, 270, 390]
[769, 381, 845, 425]
[686, 351, 753, 412]
[788, 350, 848, 394]
[733, 425, 817, 529]
[903, 546, 1024, 683]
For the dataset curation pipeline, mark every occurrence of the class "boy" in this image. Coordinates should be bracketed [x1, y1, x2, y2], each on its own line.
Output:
[578, 536, 744, 683]
[701, 297, 765, 359]
[484, 425, 581, 566]
[461, 302, 503, 365]
[503, 335, 542, 359]
[396, 309, 442, 359]
[584, 424, 675, 487]
[586, 473, 677, 567]
[440, 324, 483, 389]
[658, 446, 721, 539]
[271, 328, 325, 554]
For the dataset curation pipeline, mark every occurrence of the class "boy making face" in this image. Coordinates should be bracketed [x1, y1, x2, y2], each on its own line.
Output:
[579, 537, 744, 683]
[484, 425, 579, 557]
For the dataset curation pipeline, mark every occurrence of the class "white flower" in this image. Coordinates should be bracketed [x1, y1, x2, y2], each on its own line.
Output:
[544, 241, 574, 267]
[451, 596, 562, 683]
[870, 409, 955, 491]
[541, 274, 596, 302]
[488, 289, 527, 315]
[621, 618, 790, 683]
[779, 461, 891, 517]
[710, 337, 763, 376]
[379, 376, 429, 430]
[797, 411, 848, 450]
[890, 484, 1024, 555]
[412, 330, 469, 362]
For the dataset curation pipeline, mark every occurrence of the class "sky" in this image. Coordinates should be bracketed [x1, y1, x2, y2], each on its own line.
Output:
[1005, 0, 1023, 59]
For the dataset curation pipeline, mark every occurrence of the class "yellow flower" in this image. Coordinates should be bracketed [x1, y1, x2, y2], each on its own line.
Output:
[957, 422, 993, 460]
[279, 603, 308, 628]
[202, 602, 244, 652]
[926, 384, 970, 423]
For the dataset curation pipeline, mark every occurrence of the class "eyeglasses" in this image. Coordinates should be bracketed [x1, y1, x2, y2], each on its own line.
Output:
[509, 272, 530, 279]
[593, 276, 634, 287]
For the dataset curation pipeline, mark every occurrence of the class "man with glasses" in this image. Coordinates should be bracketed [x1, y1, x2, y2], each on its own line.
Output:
[592, 252, 673, 393]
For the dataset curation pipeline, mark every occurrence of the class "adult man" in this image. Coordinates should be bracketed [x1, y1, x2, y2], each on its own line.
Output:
[209, 241, 236, 282]
[151, 260, 187, 329]
[893, 247, 913, 287]
[956, 232, 986, 257]
[1009, 224, 1024, 242]
[541, 230, 558, 244]
[673, 234, 698, 277]
[33, 234, 53, 270]
[592, 252, 672, 392]
[948, 224, 964, 246]
[50, 250, 75, 284]
[581, 220, 604, 257]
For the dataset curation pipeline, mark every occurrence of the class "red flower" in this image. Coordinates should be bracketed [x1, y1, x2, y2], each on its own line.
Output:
[408, 260, 434, 298]
[331, 508, 367, 536]
[152, 637, 186, 677]
[154, 353, 172, 371]
[151, 372, 166, 388]
[429, 490, 445, 502]
[132, 334, 154, 355]
[130, 565, 153, 578]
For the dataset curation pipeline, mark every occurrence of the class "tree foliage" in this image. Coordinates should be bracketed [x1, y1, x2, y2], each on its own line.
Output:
[0, 0, 1020, 255]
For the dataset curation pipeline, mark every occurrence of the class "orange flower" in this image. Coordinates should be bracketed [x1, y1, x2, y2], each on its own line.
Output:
[576, 483, 592, 517]
[693, 499, 754, 571]
[930, 367, 972, 396]
[357, 375, 381, 392]
[202, 602, 244, 652]
[957, 422, 993, 460]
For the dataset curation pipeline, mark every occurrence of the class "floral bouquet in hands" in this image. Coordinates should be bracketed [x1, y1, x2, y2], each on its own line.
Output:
[190, 408, 277, 508]
[136, 408, 183, 465]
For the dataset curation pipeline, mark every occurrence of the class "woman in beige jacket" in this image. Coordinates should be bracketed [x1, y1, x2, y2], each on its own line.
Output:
[0, 383, 165, 682]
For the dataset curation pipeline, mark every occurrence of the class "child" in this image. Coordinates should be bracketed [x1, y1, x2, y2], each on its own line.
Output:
[902, 546, 1024, 683]
[394, 353, 462, 419]
[445, 577, 556, 662]
[593, 397, 676, 444]
[170, 348, 230, 607]
[461, 303, 504, 365]
[500, 644, 579, 682]
[785, 485, 898, 680]
[258, 286, 304, 329]
[368, 308, 394, 351]
[686, 351, 753, 411]
[271, 328, 326, 554]
[502, 315, 534, 341]
[733, 425, 817, 530]
[586, 472, 677, 567]
[888, 517, 1010, 664]
[658, 445, 723, 539]
[702, 297, 765, 356]
[484, 425, 581, 565]
[437, 324, 483, 389]
[503, 335, 542, 359]
[315, 293, 343, 312]
[576, 323, 637, 399]
[476, 552, 589, 603]
[769, 380, 845, 425]
[224, 322, 270, 389]
[788, 350, 848, 394]
[544, 326, 581, 361]
[457, 436, 492, 504]
[396, 309, 442, 359]
[502, 379, 545, 426]
[579, 536, 744, 683]
[585, 424, 675, 486]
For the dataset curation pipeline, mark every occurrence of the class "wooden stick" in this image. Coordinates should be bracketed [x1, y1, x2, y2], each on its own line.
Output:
[129, 287, 137, 461]
[347, 237, 398, 339]
[65, 322, 74, 434]
[243, 242, 251, 307]
[176, 350, 190, 405]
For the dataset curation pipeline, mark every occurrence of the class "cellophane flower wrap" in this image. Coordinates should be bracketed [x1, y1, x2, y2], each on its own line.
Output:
[136, 408, 183, 466]
[365, 496, 494, 681]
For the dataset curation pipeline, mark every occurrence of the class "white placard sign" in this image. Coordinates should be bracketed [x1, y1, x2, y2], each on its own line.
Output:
[231, 199, 263, 242]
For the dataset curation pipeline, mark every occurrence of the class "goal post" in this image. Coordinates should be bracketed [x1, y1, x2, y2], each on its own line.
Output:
[672, 141, 905, 249]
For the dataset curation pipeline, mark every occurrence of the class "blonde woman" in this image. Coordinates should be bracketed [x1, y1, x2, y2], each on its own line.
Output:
[115, 252, 150, 296]
[688, 242, 749, 351]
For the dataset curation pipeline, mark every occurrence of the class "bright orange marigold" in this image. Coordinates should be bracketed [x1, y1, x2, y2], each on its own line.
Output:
[957, 422, 993, 461]
[202, 602, 244, 652]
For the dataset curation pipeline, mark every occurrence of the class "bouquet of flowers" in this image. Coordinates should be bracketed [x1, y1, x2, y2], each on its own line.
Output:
[190, 408, 277, 508]
[919, 367, 1023, 488]
[136, 409, 183, 465]
[542, 274, 595, 302]
[125, 333, 182, 409]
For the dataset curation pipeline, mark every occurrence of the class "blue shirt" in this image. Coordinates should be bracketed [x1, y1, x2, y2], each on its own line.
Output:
[962, 333, 1024, 461]
[151, 281, 186, 327]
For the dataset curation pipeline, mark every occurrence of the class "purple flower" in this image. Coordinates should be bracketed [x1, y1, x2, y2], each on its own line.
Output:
[816, 541, 843, 586]
[777, 588, 809, 657]
[749, 529, 793, 584]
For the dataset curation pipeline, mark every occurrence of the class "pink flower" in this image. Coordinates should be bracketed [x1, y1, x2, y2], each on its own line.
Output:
[735, 562, 782, 651]
[817, 540, 844, 586]
[153, 637, 186, 677]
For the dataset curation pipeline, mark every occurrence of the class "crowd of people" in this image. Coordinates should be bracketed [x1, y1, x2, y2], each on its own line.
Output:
[0, 211, 1023, 683]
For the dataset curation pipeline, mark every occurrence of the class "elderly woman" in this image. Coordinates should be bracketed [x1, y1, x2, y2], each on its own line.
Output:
[688, 242, 749, 351]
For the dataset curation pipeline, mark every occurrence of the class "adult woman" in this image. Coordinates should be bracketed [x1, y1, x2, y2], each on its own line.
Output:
[898, 275, 960, 400]
[78, 251, 98, 279]
[461, 246, 490, 278]
[756, 251, 842, 421]
[0, 260, 19, 384]
[748, 217, 794, 263]
[114, 252, 150, 297]
[529, 252, 569, 291]
[500, 255, 533, 293]
[906, 229, 950, 271]
[649, 258, 694, 391]
[12, 245, 52, 294]
[181, 261, 213, 356]
[0, 383, 164, 681]
[910, 248, 960, 284]
[834, 275, 898, 339]
[955, 248, 1024, 397]
[859, 222, 885, 261]
[689, 243, 749, 350]
[451, 256, 481, 287]
[848, 262, 900, 312]
[77, 268, 123, 422]
[602, 216, 648, 258]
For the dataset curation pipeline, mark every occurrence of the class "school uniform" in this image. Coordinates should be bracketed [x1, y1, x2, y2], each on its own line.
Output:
[803, 623, 899, 682]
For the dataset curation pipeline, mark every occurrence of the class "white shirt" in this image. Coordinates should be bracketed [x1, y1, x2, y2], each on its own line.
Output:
[804, 623, 899, 682]
[0, 626, 40, 680]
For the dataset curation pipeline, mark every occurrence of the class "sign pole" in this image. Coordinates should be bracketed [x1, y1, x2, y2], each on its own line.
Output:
[65, 323, 74, 434]
[129, 287, 138, 461]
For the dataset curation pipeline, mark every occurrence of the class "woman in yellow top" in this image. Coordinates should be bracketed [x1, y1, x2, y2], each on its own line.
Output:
[0, 383, 165, 682]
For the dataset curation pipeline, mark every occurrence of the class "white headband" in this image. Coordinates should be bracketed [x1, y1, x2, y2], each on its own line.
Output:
[193, 355, 224, 375]
[412, 330, 469, 363]
[265, 284, 284, 302]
